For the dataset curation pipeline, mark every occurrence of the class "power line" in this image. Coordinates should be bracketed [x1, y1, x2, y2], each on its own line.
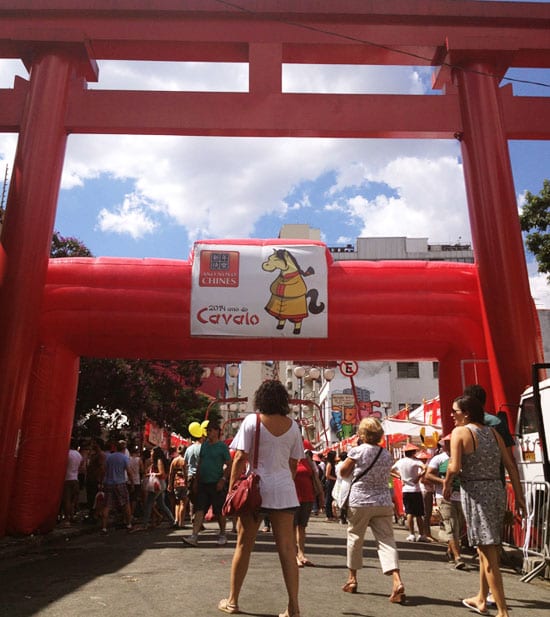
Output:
[213, 0, 550, 89]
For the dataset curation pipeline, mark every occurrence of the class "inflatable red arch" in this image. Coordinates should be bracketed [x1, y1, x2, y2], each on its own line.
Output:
[11, 239, 490, 534]
[0, 2, 548, 536]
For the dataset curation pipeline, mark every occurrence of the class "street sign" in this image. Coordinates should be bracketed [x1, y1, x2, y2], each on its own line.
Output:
[339, 360, 358, 377]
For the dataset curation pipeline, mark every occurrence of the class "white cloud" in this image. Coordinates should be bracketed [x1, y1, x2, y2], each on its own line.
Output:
[283, 65, 430, 94]
[326, 154, 470, 243]
[62, 134, 465, 247]
[2, 57, 468, 249]
[367, 155, 470, 243]
[90, 60, 248, 92]
[324, 201, 347, 212]
[517, 189, 527, 211]
[284, 194, 312, 211]
[0, 59, 27, 87]
[528, 261, 550, 309]
[328, 161, 368, 194]
[55, 59, 461, 246]
[97, 192, 159, 239]
[0, 136, 16, 172]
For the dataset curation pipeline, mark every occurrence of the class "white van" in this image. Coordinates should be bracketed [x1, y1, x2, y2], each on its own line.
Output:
[514, 369, 550, 484]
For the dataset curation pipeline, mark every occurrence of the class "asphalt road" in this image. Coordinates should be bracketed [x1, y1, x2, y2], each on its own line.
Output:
[0, 519, 548, 617]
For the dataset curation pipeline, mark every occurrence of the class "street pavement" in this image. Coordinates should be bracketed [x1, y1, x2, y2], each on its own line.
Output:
[0, 517, 548, 617]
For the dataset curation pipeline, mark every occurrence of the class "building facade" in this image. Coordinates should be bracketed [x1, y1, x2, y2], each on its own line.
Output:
[329, 233, 474, 418]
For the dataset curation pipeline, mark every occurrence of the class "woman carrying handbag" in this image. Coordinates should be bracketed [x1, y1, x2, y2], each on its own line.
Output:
[338, 417, 406, 604]
[133, 446, 176, 531]
[218, 380, 304, 617]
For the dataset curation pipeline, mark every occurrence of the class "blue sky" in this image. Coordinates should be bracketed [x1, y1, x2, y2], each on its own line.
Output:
[1, 1, 550, 306]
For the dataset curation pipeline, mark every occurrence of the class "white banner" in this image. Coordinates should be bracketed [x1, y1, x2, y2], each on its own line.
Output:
[190, 243, 328, 338]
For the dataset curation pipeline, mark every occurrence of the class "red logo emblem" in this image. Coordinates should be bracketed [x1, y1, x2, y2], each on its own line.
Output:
[199, 251, 240, 287]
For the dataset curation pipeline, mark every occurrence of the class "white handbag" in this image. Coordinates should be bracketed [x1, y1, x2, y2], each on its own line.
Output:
[332, 474, 352, 509]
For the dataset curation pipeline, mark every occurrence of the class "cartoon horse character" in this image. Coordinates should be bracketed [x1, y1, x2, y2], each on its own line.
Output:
[261, 248, 325, 335]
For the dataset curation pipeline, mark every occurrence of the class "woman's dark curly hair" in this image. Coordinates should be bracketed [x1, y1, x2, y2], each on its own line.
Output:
[254, 379, 290, 416]
[453, 394, 485, 425]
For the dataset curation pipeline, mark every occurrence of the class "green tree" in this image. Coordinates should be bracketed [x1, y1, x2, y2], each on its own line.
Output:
[50, 231, 93, 257]
[520, 179, 550, 279]
[75, 357, 212, 438]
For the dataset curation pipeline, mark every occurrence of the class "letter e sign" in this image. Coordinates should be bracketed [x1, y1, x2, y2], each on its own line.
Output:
[339, 361, 358, 377]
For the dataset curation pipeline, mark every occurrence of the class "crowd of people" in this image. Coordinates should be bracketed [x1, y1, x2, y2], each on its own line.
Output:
[61, 381, 525, 617]
[62, 437, 188, 533]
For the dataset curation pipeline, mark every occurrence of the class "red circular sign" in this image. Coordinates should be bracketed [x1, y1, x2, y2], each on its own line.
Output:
[339, 360, 358, 377]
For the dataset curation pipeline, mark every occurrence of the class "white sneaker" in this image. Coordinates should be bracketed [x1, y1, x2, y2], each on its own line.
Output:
[417, 535, 429, 542]
[217, 534, 227, 545]
[182, 534, 198, 546]
[405, 534, 416, 542]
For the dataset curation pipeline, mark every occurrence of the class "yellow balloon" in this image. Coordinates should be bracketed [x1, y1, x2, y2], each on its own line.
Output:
[188, 422, 203, 439]
[201, 420, 209, 436]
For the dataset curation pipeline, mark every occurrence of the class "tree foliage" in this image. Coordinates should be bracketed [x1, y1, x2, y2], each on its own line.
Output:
[520, 179, 550, 279]
[76, 358, 213, 438]
[51, 231, 93, 258]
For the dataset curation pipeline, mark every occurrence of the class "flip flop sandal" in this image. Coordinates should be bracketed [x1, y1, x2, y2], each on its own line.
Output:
[461, 599, 489, 615]
[218, 599, 240, 614]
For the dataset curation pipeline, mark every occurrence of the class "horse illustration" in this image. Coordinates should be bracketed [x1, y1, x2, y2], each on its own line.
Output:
[261, 248, 325, 335]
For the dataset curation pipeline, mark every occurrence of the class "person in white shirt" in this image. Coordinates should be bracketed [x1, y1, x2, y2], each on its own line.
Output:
[218, 380, 304, 617]
[61, 438, 83, 526]
[391, 443, 427, 541]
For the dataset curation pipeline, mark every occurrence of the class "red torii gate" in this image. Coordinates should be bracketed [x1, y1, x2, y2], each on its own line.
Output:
[0, 0, 549, 535]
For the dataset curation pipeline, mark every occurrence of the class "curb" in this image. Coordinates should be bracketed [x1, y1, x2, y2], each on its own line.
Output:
[0, 523, 98, 559]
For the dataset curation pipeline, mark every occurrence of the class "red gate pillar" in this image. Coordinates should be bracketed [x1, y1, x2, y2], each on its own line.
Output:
[0, 49, 92, 536]
[8, 343, 79, 534]
[454, 61, 543, 412]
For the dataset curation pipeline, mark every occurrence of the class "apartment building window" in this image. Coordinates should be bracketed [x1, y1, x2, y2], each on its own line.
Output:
[432, 362, 439, 379]
[396, 362, 419, 379]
